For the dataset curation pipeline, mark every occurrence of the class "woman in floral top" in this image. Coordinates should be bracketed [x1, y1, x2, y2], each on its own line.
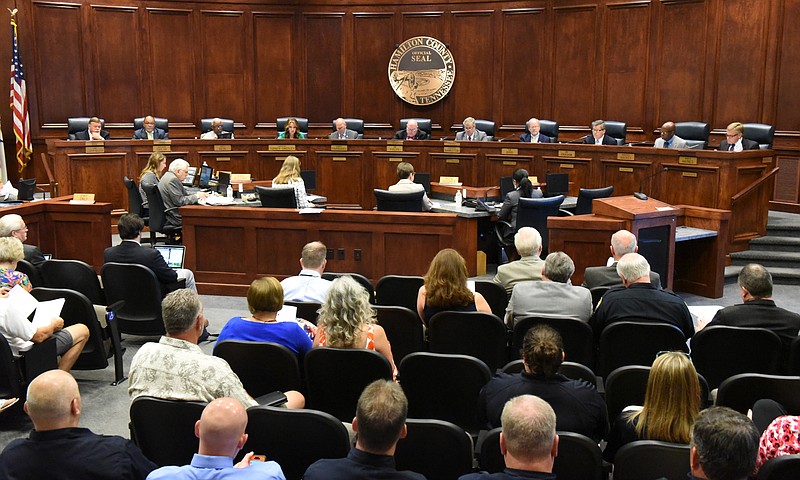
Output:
[0, 237, 31, 292]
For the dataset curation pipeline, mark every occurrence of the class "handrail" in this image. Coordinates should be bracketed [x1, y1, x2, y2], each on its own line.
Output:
[38, 152, 59, 198]
[730, 167, 779, 205]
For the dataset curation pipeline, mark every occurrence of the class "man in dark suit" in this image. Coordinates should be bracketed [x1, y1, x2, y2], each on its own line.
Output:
[393, 119, 429, 140]
[329, 117, 359, 140]
[719, 122, 761, 151]
[455, 117, 488, 141]
[132, 115, 169, 140]
[582, 229, 661, 289]
[73, 117, 109, 141]
[519, 117, 552, 143]
[583, 119, 618, 145]
[0, 213, 46, 264]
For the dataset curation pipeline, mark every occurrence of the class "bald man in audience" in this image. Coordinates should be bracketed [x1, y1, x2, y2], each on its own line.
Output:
[0, 214, 46, 265]
[581, 229, 661, 289]
[0, 370, 156, 479]
[146, 397, 285, 479]
[493, 227, 545, 296]
[460, 395, 558, 480]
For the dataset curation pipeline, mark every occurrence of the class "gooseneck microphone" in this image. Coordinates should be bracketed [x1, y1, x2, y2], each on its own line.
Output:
[634, 166, 669, 200]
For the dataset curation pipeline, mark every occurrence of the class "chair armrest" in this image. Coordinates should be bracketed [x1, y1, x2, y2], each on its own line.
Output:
[252, 391, 289, 407]
[558, 209, 574, 216]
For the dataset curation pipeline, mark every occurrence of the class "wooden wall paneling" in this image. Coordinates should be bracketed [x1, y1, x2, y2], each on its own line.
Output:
[67, 152, 128, 207]
[773, 0, 800, 131]
[398, 12, 446, 133]
[320, 230, 373, 276]
[304, 13, 345, 125]
[449, 10, 494, 131]
[543, 155, 591, 196]
[252, 12, 296, 129]
[31, 2, 87, 128]
[200, 10, 246, 126]
[429, 153, 478, 186]
[774, 154, 800, 203]
[255, 225, 307, 276]
[195, 223, 252, 282]
[599, 159, 649, 195]
[352, 13, 396, 129]
[655, 165, 719, 207]
[317, 151, 364, 205]
[48, 208, 112, 269]
[147, 8, 196, 128]
[89, 5, 142, 123]
[602, 1, 651, 129]
[484, 154, 534, 189]
[499, 8, 547, 130]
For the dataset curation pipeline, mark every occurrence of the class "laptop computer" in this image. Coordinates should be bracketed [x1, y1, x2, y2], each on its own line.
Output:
[500, 176, 515, 198]
[182, 166, 197, 186]
[154, 245, 186, 269]
[198, 165, 213, 189]
[545, 173, 569, 197]
[217, 171, 231, 194]
[300, 170, 317, 191]
[413, 172, 431, 195]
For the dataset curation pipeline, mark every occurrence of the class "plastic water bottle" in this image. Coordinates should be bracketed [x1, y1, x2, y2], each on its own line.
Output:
[226, 184, 233, 199]
[454, 189, 462, 206]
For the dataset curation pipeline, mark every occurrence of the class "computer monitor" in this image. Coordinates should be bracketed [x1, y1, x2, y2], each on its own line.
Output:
[545, 173, 569, 197]
[300, 170, 317, 191]
[198, 165, 213, 188]
[500, 176, 514, 199]
[183, 166, 197, 186]
[413, 172, 431, 194]
[217, 171, 231, 193]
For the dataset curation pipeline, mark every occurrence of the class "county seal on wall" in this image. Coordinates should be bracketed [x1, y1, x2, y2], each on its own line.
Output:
[388, 36, 456, 106]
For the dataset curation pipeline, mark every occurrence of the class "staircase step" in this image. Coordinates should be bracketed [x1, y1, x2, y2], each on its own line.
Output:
[724, 265, 800, 285]
[750, 236, 800, 252]
[730, 250, 800, 269]
[766, 225, 800, 238]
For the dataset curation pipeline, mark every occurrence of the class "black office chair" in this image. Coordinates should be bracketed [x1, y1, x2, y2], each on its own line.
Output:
[613, 440, 690, 480]
[255, 185, 297, 208]
[15, 259, 44, 289]
[589, 286, 610, 310]
[474, 119, 496, 141]
[375, 275, 424, 314]
[304, 347, 393, 422]
[321, 272, 374, 303]
[330, 118, 365, 139]
[604, 365, 709, 421]
[242, 405, 350, 480]
[129, 396, 205, 467]
[39, 259, 105, 305]
[374, 189, 425, 212]
[674, 121, 710, 149]
[604, 121, 627, 145]
[743, 122, 776, 149]
[500, 360, 597, 387]
[597, 321, 687, 378]
[399, 352, 491, 435]
[539, 119, 559, 142]
[575, 186, 614, 215]
[0, 334, 56, 409]
[474, 280, 508, 319]
[276, 116, 309, 135]
[515, 195, 565, 254]
[101, 262, 166, 336]
[213, 341, 302, 397]
[716, 373, 800, 415]
[17, 178, 36, 201]
[283, 300, 321, 325]
[428, 311, 507, 371]
[395, 419, 474, 480]
[511, 316, 596, 370]
[790, 337, 800, 375]
[374, 305, 424, 364]
[199, 118, 235, 136]
[399, 118, 432, 137]
[123, 176, 145, 217]
[142, 184, 181, 245]
[67, 117, 105, 140]
[758, 455, 800, 480]
[133, 116, 169, 133]
[691, 326, 782, 389]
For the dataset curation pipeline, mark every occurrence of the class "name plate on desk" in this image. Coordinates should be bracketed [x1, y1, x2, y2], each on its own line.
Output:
[333, 157, 347, 162]
[678, 156, 697, 165]
[152, 144, 171, 152]
[269, 144, 296, 151]
[214, 144, 232, 151]
[558, 150, 575, 158]
[386, 144, 403, 152]
[619, 167, 634, 173]
[503, 161, 517, 166]
[501, 148, 518, 155]
[445, 159, 460, 164]
[331, 144, 348, 151]
[85, 145, 104, 153]
[443, 145, 461, 153]
[682, 172, 698, 178]
[560, 163, 574, 169]
[617, 153, 635, 161]
[389, 157, 403, 162]
[216, 157, 231, 162]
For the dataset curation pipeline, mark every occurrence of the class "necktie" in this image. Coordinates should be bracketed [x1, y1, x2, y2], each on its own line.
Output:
[147, 131, 153, 140]
[468, 136, 472, 141]
[729, 144, 734, 151]
[664, 140, 670, 148]
[340, 134, 345, 139]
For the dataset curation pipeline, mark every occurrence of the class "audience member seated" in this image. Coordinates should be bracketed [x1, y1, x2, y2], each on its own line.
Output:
[581, 229, 661, 289]
[756, 403, 800, 473]
[392, 119, 429, 140]
[0, 370, 156, 479]
[304, 380, 425, 480]
[215, 277, 313, 358]
[157, 158, 210, 231]
[462, 395, 559, 480]
[314, 276, 397, 377]
[271, 155, 309, 208]
[201, 117, 234, 140]
[133, 115, 168, 140]
[690, 407, 759, 480]
[505, 252, 592, 328]
[719, 122, 760, 151]
[0, 214, 46, 265]
[277, 117, 306, 139]
[497, 168, 543, 244]
[128, 290, 304, 409]
[519, 118, 552, 143]
[478, 325, 608, 441]
[281, 241, 332, 303]
[138, 152, 167, 210]
[147, 397, 284, 480]
[455, 117, 488, 141]
[603, 351, 701, 462]
[329, 117, 358, 140]
[416, 248, 491, 325]
[0, 237, 32, 291]
[583, 120, 617, 145]
[654, 121, 687, 149]
[73, 116, 109, 141]
[387, 162, 433, 212]
[493, 227, 545, 296]
[590, 253, 693, 340]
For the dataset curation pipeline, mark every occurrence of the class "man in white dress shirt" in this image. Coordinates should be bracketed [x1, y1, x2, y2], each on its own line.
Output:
[281, 241, 333, 303]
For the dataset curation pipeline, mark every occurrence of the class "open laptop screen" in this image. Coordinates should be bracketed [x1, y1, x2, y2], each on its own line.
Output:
[198, 165, 213, 189]
[154, 245, 185, 269]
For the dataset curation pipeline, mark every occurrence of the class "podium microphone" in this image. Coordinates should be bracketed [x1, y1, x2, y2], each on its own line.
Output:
[634, 166, 669, 200]
[497, 133, 520, 142]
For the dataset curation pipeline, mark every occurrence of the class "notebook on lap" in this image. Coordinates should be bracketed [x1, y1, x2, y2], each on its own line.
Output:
[154, 245, 186, 269]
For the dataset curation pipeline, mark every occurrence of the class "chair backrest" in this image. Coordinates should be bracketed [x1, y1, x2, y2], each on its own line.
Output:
[18, 178, 36, 201]
[199, 118, 234, 134]
[790, 337, 800, 375]
[428, 311, 508, 371]
[129, 396, 205, 467]
[15, 259, 44, 289]
[757, 454, 800, 480]
[395, 418, 474, 480]
[374, 305, 424, 364]
[399, 118, 432, 136]
[283, 300, 322, 325]
[589, 286, 609, 310]
[539, 119, 559, 142]
[255, 185, 297, 209]
[516, 195, 565, 253]
[331, 118, 365, 137]
[39, 259, 105, 305]
[374, 188, 425, 212]
[674, 121, 710, 149]
[544, 173, 569, 197]
[691, 325, 782, 389]
[321, 272, 374, 303]
[399, 352, 491, 434]
[304, 347, 393, 422]
[500, 359, 597, 387]
[213, 341, 302, 397]
[474, 280, 508, 318]
[613, 440, 690, 480]
[0, 334, 25, 401]
[375, 275, 424, 313]
[604, 120, 627, 145]
[67, 117, 105, 139]
[604, 365, 709, 420]
[716, 373, 800, 415]
[243, 405, 350, 480]
[474, 119, 496, 140]
[101, 262, 165, 335]
[133, 117, 169, 132]
[575, 186, 614, 215]
[743, 122, 776, 149]
[598, 321, 687, 378]
[143, 184, 177, 235]
[512, 316, 595, 370]
[276, 117, 309, 134]
[124, 176, 144, 218]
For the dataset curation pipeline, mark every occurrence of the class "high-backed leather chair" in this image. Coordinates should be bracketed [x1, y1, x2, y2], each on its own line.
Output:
[133, 117, 169, 133]
[575, 186, 614, 215]
[474, 119, 496, 140]
[330, 118, 364, 139]
[276, 117, 309, 134]
[255, 185, 297, 209]
[674, 121, 710, 149]
[199, 118, 234, 136]
[399, 118, 432, 136]
[515, 195, 565, 254]
[743, 122, 776, 149]
[604, 121, 627, 145]
[539, 119, 559, 142]
[374, 189, 424, 212]
[17, 178, 36, 201]
[67, 117, 105, 140]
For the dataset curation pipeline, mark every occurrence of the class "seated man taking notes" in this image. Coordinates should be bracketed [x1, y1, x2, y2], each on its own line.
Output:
[329, 118, 359, 140]
[393, 120, 429, 140]
[455, 117, 487, 141]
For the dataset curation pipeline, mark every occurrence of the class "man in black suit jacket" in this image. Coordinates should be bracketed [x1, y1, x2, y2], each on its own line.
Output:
[582, 229, 661, 290]
[519, 117, 552, 143]
[583, 119, 618, 145]
[719, 122, 761, 151]
[392, 119, 429, 140]
[0, 213, 46, 264]
[73, 117, 110, 141]
[132, 115, 169, 140]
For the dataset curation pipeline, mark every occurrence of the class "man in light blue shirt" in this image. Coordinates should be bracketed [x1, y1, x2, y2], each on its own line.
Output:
[147, 397, 285, 480]
[280, 241, 333, 303]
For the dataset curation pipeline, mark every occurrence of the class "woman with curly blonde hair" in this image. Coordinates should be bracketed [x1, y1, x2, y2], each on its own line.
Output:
[271, 155, 308, 208]
[313, 276, 396, 377]
[416, 248, 491, 324]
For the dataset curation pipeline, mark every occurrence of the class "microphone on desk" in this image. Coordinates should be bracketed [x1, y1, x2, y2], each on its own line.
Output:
[634, 166, 669, 200]
[563, 135, 589, 144]
[497, 133, 519, 142]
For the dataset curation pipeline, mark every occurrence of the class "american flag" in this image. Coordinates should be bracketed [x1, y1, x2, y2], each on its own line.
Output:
[10, 11, 31, 174]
